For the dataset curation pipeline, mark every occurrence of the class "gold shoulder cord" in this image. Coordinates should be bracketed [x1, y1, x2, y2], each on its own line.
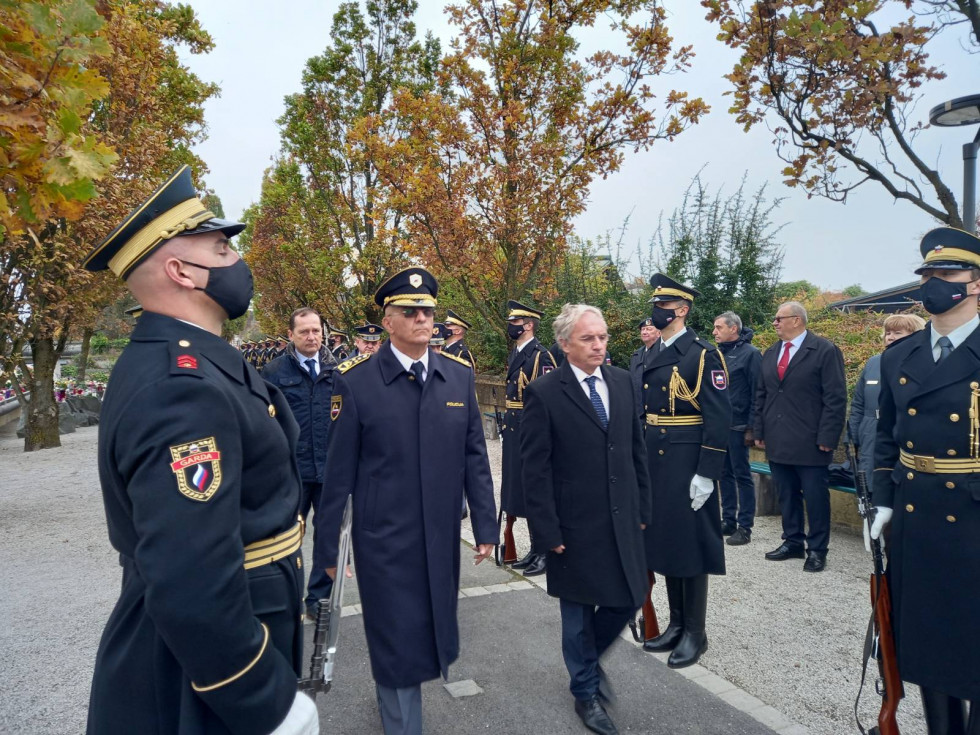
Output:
[971, 383, 980, 459]
[716, 348, 730, 382]
[668, 349, 706, 414]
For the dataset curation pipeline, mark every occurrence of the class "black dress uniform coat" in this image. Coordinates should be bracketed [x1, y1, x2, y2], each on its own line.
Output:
[521, 363, 652, 607]
[642, 329, 731, 577]
[500, 337, 557, 517]
[88, 313, 304, 735]
[444, 338, 475, 370]
[315, 343, 498, 688]
[629, 345, 655, 419]
[873, 324, 980, 701]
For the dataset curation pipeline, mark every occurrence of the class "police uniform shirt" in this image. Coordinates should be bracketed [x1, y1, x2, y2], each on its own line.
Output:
[389, 342, 430, 381]
[931, 315, 978, 360]
[568, 362, 610, 419]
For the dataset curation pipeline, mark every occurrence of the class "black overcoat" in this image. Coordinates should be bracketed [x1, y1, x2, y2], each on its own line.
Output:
[521, 363, 652, 607]
[752, 331, 847, 466]
[642, 329, 731, 577]
[444, 338, 476, 370]
[88, 313, 304, 735]
[500, 337, 556, 516]
[873, 324, 980, 701]
[629, 345, 654, 419]
[315, 343, 498, 688]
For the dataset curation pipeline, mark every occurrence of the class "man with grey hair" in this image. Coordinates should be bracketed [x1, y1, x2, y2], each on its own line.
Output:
[712, 311, 762, 545]
[522, 303, 650, 735]
[754, 301, 846, 572]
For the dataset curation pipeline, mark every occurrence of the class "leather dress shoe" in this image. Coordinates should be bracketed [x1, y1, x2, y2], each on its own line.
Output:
[522, 554, 546, 576]
[726, 527, 751, 546]
[803, 551, 827, 573]
[765, 543, 805, 561]
[510, 550, 535, 569]
[720, 521, 736, 536]
[574, 695, 618, 735]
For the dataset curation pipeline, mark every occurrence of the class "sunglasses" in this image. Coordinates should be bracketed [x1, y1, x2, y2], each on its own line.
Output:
[397, 307, 435, 319]
[772, 315, 799, 323]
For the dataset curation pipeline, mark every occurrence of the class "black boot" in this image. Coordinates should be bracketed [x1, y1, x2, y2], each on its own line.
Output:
[668, 575, 708, 668]
[643, 576, 683, 652]
[921, 686, 968, 735]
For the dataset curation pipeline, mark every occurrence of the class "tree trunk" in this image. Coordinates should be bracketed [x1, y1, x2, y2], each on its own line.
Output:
[77, 327, 93, 383]
[23, 338, 60, 452]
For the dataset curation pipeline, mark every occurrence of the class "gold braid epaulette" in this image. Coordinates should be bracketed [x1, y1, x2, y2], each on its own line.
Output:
[337, 353, 371, 374]
[440, 351, 471, 368]
[971, 382, 980, 459]
[669, 348, 706, 414]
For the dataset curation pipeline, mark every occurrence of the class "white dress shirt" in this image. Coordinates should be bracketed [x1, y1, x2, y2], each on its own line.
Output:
[779, 330, 808, 366]
[931, 315, 979, 361]
[659, 326, 689, 351]
[389, 343, 429, 381]
[297, 350, 320, 375]
[568, 363, 610, 420]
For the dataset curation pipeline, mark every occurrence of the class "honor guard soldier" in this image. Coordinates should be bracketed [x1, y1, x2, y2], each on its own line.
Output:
[81, 166, 317, 734]
[500, 299, 557, 576]
[869, 227, 980, 734]
[444, 309, 476, 370]
[316, 267, 497, 734]
[352, 323, 384, 356]
[629, 316, 661, 418]
[640, 274, 731, 669]
[327, 324, 350, 362]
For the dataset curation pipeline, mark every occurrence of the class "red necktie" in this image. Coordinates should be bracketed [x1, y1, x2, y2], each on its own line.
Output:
[777, 342, 792, 380]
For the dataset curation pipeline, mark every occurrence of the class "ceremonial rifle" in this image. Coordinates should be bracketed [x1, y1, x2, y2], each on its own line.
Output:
[628, 570, 661, 643]
[298, 494, 353, 699]
[848, 445, 903, 735]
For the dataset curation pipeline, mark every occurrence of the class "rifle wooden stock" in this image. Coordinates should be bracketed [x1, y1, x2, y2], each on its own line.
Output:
[871, 572, 903, 735]
[502, 513, 517, 564]
[642, 570, 660, 640]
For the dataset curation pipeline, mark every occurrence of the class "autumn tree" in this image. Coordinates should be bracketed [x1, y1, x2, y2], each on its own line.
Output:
[702, 0, 977, 227]
[1, 0, 217, 451]
[651, 173, 785, 334]
[358, 0, 707, 337]
[245, 0, 440, 333]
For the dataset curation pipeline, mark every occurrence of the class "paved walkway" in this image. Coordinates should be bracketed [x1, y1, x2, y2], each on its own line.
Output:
[0, 424, 927, 733]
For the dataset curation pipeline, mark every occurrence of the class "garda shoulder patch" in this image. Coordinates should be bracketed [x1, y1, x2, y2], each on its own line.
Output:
[331, 395, 342, 421]
[337, 353, 371, 374]
[169, 437, 222, 501]
[439, 351, 471, 368]
[711, 370, 728, 390]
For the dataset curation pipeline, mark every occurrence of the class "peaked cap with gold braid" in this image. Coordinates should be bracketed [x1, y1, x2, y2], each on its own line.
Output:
[82, 166, 245, 279]
[374, 267, 438, 308]
[648, 273, 701, 304]
[914, 227, 980, 274]
[506, 299, 543, 321]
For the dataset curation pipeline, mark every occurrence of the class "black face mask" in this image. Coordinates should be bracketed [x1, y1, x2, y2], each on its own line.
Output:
[920, 276, 971, 315]
[507, 323, 526, 340]
[181, 258, 254, 320]
[650, 306, 676, 330]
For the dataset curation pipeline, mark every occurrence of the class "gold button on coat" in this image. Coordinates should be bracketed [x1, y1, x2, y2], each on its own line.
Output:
[899, 377, 908, 385]
[658, 449, 664, 455]
[947, 515, 957, 523]
[268, 404, 276, 417]
[179, 339, 191, 347]
[907, 472, 914, 480]
[946, 481, 956, 489]
[950, 413, 960, 422]
[948, 449, 957, 456]
[906, 441, 914, 449]
[905, 504, 914, 512]
[908, 408, 917, 416]
[643, 384, 648, 389]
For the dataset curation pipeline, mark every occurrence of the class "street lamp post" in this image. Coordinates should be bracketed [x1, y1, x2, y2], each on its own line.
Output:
[929, 94, 980, 234]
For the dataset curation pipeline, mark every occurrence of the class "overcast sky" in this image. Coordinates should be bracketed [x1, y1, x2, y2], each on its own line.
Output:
[179, 1, 977, 293]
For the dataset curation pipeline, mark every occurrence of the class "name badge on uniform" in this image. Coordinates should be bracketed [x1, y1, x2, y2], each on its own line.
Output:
[331, 395, 342, 421]
[711, 370, 727, 390]
[169, 438, 222, 502]
[446, 401, 465, 407]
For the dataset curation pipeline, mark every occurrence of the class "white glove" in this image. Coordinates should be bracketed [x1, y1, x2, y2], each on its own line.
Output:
[864, 506, 893, 553]
[269, 691, 318, 735]
[689, 474, 713, 511]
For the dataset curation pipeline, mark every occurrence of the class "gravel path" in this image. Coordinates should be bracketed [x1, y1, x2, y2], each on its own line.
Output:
[1, 423, 926, 734]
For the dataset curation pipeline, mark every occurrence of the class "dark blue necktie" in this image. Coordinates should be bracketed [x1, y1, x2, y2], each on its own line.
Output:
[305, 358, 317, 378]
[936, 336, 953, 365]
[410, 361, 425, 385]
[585, 376, 608, 429]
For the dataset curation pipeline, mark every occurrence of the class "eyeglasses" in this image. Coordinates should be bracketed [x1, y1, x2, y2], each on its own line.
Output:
[397, 307, 434, 319]
[772, 315, 799, 323]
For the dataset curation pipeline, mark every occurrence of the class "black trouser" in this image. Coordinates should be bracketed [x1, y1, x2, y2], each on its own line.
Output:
[769, 462, 830, 554]
[301, 480, 332, 608]
[921, 686, 980, 734]
[720, 429, 755, 529]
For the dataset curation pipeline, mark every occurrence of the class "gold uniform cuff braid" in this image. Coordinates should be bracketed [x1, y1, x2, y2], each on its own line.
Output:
[191, 623, 269, 692]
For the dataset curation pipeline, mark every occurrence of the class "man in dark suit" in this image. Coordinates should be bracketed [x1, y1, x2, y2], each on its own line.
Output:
[522, 304, 651, 735]
[500, 300, 557, 575]
[869, 227, 980, 734]
[640, 274, 731, 669]
[754, 301, 846, 572]
[316, 268, 498, 735]
[628, 317, 660, 416]
[82, 166, 316, 734]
